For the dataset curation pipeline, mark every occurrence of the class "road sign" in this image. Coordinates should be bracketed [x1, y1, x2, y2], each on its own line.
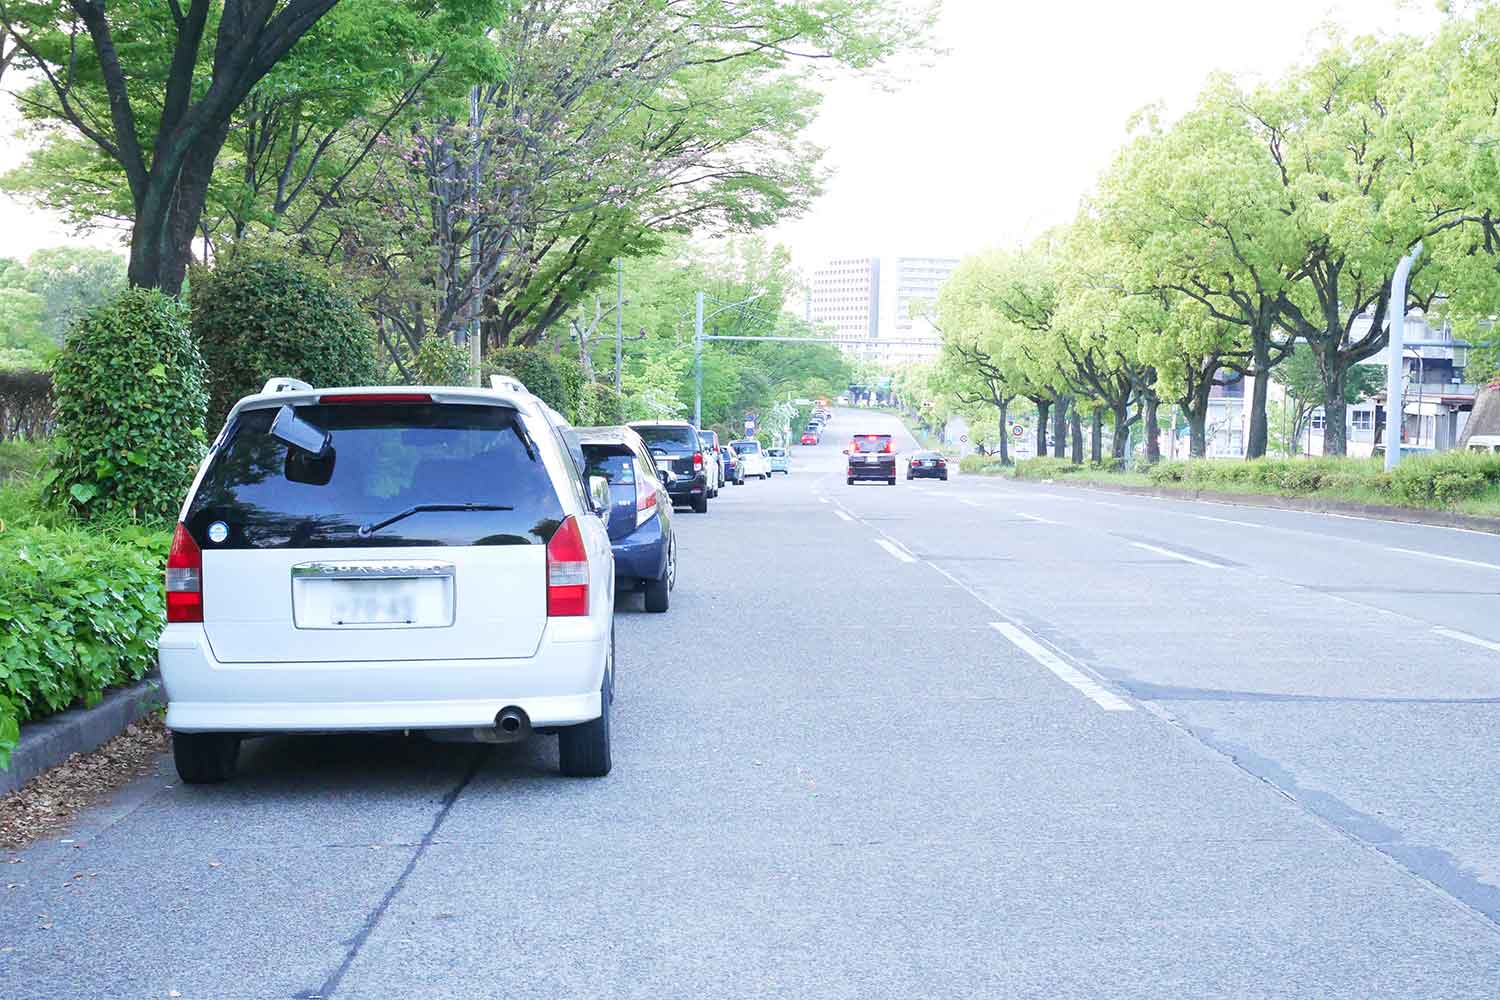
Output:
[960, 434, 968, 443]
[744, 418, 756, 434]
[1012, 424, 1025, 437]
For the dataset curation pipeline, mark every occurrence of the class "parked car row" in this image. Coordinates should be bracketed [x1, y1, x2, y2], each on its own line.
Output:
[156, 375, 796, 786]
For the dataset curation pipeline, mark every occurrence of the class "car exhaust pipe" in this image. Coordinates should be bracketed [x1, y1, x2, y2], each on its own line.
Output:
[496, 707, 528, 736]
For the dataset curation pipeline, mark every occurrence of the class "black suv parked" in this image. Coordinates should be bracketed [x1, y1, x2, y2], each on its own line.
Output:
[629, 421, 710, 513]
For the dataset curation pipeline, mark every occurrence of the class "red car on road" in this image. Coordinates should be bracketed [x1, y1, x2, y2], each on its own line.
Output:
[800, 431, 818, 445]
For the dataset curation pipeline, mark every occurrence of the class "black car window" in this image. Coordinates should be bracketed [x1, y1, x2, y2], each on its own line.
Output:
[583, 447, 635, 484]
[851, 435, 892, 453]
[186, 403, 563, 548]
[633, 425, 697, 449]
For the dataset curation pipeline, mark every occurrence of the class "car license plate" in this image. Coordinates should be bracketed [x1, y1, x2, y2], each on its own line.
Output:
[294, 577, 453, 629]
[864, 455, 879, 464]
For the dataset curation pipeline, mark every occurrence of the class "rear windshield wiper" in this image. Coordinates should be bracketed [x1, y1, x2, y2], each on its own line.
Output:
[358, 503, 514, 538]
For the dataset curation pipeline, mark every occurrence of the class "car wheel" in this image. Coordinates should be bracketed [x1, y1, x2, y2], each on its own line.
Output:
[692, 493, 708, 513]
[906, 474, 913, 480]
[941, 474, 948, 481]
[888, 477, 896, 486]
[846, 477, 854, 485]
[173, 731, 240, 784]
[559, 678, 612, 777]
[644, 546, 672, 613]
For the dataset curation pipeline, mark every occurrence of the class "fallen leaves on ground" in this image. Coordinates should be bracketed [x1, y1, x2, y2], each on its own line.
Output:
[0, 714, 170, 850]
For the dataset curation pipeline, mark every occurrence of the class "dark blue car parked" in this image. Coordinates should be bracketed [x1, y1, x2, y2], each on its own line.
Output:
[576, 426, 677, 612]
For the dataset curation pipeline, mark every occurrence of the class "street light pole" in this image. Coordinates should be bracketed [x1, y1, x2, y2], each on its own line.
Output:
[694, 291, 705, 428]
[1385, 242, 1423, 471]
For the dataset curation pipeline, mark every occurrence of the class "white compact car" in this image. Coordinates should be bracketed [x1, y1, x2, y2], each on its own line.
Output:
[158, 376, 616, 783]
[730, 438, 771, 479]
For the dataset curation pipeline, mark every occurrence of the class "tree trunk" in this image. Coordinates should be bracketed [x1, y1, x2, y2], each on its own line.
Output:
[1034, 399, 1050, 456]
[1246, 340, 1271, 460]
[127, 125, 230, 295]
[1188, 409, 1208, 458]
[1069, 412, 1083, 464]
[1110, 402, 1131, 461]
[1052, 396, 1068, 458]
[1318, 355, 1348, 457]
[1090, 409, 1103, 464]
[996, 399, 1011, 465]
[1144, 393, 1161, 464]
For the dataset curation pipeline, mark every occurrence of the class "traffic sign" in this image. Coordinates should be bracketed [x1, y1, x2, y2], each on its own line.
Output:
[1012, 424, 1025, 437]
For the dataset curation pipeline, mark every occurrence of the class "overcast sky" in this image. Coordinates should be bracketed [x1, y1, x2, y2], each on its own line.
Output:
[769, 0, 1442, 272]
[0, 0, 1444, 267]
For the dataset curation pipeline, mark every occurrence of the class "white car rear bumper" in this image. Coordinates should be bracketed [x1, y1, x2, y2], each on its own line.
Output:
[158, 622, 607, 733]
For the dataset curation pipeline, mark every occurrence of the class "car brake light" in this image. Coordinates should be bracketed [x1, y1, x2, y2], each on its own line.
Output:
[636, 487, 658, 527]
[546, 515, 589, 616]
[693, 451, 704, 471]
[165, 523, 203, 623]
[883, 440, 893, 453]
[318, 393, 433, 404]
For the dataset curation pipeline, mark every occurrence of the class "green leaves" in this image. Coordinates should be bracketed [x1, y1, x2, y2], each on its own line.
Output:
[0, 523, 170, 769]
[47, 289, 208, 523]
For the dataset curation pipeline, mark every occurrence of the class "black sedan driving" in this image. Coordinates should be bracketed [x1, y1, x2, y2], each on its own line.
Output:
[906, 450, 949, 481]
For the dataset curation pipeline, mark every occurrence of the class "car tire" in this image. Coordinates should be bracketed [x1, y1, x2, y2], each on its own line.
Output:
[888, 477, 896, 486]
[941, 474, 948, 481]
[559, 677, 612, 777]
[906, 474, 913, 480]
[692, 493, 708, 513]
[173, 732, 240, 784]
[644, 547, 672, 613]
[846, 477, 854, 485]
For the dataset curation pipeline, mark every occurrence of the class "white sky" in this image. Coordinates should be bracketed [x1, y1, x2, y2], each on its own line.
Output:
[0, 0, 1443, 268]
[770, 0, 1442, 271]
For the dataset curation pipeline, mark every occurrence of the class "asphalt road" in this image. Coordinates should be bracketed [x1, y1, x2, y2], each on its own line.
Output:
[6, 407, 1500, 998]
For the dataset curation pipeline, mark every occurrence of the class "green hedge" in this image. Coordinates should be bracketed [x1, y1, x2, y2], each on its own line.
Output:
[0, 524, 169, 769]
[1143, 452, 1500, 507]
[486, 348, 570, 416]
[191, 244, 379, 426]
[48, 289, 208, 522]
[577, 381, 624, 426]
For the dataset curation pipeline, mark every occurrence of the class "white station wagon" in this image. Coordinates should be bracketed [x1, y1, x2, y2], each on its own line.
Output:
[158, 376, 616, 782]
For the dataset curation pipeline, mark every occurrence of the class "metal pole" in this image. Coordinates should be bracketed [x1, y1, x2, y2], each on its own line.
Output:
[614, 260, 624, 395]
[694, 291, 704, 428]
[1385, 243, 1423, 471]
[468, 85, 483, 387]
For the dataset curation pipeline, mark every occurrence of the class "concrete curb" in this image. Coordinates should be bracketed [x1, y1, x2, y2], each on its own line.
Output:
[2, 675, 163, 797]
[997, 475, 1500, 534]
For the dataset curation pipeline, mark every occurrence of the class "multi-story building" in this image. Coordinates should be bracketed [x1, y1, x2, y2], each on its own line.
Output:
[808, 257, 880, 358]
[892, 256, 960, 341]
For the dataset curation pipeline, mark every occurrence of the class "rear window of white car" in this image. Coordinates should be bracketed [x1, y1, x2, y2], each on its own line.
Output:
[732, 440, 761, 453]
[185, 403, 564, 548]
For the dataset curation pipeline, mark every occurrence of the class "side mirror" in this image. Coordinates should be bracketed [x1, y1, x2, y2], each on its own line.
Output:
[588, 475, 611, 515]
[841, 448, 849, 455]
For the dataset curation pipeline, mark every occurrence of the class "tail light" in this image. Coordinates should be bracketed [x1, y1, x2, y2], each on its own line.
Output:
[883, 440, 893, 453]
[693, 451, 704, 471]
[546, 515, 589, 616]
[636, 488, 658, 527]
[165, 523, 203, 623]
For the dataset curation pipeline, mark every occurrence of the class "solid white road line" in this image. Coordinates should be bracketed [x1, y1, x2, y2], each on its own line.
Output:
[990, 623, 1134, 712]
[1385, 546, 1500, 572]
[1016, 513, 1058, 525]
[834, 509, 854, 522]
[874, 538, 918, 563]
[957, 498, 983, 508]
[818, 497, 830, 504]
[1191, 514, 1262, 529]
[1129, 541, 1224, 569]
[1433, 626, 1500, 653]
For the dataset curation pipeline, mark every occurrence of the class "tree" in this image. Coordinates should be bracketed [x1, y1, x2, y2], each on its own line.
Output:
[1272, 347, 1384, 454]
[1, 0, 501, 292]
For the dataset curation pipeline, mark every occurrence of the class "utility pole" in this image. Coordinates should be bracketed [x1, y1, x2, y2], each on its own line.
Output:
[467, 84, 483, 386]
[614, 259, 624, 395]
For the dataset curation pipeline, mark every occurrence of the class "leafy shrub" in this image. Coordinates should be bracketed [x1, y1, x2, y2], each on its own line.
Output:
[412, 335, 471, 385]
[0, 524, 169, 768]
[1433, 471, 1487, 504]
[190, 245, 379, 426]
[48, 289, 207, 522]
[486, 348, 569, 414]
[577, 381, 625, 425]
[0, 367, 53, 439]
[555, 354, 585, 421]
[1012, 457, 1085, 479]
